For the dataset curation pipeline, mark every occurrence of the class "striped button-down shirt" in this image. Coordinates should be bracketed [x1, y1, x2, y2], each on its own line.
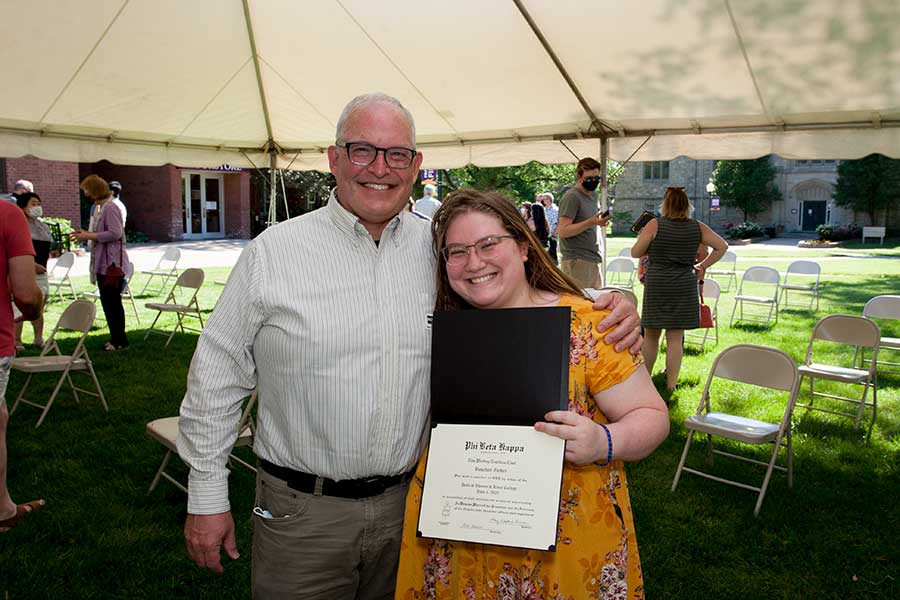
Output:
[545, 202, 559, 237]
[177, 192, 436, 514]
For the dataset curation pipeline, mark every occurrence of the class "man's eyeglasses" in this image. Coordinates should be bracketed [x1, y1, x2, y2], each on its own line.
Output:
[583, 176, 601, 183]
[442, 235, 517, 265]
[342, 141, 416, 169]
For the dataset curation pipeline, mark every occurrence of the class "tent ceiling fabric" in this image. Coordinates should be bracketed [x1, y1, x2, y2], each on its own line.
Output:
[1, 0, 897, 170]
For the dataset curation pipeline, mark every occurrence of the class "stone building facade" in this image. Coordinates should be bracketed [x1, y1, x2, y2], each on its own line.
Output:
[611, 156, 874, 234]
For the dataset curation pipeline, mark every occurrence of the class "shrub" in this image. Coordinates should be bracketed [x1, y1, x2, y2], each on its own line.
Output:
[40, 217, 74, 253]
[610, 209, 634, 235]
[816, 223, 862, 241]
[726, 221, 764, 239]
[125, 227, 150, 244]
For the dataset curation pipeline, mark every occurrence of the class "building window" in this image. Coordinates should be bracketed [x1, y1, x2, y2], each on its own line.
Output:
[643, 161, 669, 180]
[795, 159, 836, 166]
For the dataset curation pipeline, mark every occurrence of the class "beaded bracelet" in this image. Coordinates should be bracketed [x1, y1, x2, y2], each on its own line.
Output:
[595, 423, 613, 467]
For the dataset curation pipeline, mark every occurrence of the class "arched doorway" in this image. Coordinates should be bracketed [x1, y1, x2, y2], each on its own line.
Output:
[794, 181, 833, 231]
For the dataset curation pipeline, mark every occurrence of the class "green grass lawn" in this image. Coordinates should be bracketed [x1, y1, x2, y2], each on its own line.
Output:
[2, 260, 899, 599]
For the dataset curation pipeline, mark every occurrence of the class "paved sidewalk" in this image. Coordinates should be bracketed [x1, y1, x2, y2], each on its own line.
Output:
[56, 239, 249, 278]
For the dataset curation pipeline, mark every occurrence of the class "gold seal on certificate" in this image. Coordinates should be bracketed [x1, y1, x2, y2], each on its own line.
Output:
[419, 306, 571, 551]
[417, 423, 564, 551]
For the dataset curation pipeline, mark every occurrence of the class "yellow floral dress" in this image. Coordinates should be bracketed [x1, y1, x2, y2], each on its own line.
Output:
[395, 295, 646, 600]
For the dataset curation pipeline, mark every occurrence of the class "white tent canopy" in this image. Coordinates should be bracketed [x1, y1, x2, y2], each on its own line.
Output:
[1, 0, 898, 171]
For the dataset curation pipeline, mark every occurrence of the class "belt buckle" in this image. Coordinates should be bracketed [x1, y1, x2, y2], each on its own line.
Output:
[360, 476, 386, 497]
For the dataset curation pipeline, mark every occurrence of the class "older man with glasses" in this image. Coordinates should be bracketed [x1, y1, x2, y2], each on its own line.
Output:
[557, 157, 612, 289]
[177, 92, 642, 600]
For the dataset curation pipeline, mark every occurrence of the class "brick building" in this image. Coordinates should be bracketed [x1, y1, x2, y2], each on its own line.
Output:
[2, 156, 81, 228]
[1, 155, 251, 242]
[611, 157, 893, 233]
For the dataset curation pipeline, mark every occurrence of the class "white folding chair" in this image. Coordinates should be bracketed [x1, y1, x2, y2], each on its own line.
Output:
[671, 344, 800, 516]
[584, 287, 639, 309]
[144, 268, 205, 346]
[618, 247, 634, 258]
[604, 257, 636, 289]
[730, 266, 780, 328]
[82, 280, 141, 323]
[685, 279, 721, 352]
[779, 260, 821, 311]
[9, 300, 107, 428]
[796, 314, 880, 436]
[857, 295, 900, 375]
[147, 390, 257, 494]
[46, 251, 77, 303]
[139, 247, 181, 295]
[707, 250, 737, 292]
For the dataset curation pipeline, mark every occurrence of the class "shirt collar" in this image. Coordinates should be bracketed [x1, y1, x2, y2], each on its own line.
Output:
[326, 189, 404, 247]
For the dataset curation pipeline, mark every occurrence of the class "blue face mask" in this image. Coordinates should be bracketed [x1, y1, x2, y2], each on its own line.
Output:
[582, 176, 600, 191]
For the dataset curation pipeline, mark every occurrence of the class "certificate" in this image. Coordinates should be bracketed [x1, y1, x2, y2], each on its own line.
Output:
[421, 305, 572, 550]
[417, 423, 565, 551]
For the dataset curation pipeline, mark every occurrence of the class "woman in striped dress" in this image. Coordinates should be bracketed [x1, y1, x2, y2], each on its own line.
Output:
[631, 187, 727, 390]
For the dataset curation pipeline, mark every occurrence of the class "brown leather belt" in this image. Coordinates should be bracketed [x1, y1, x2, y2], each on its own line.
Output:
[260, 459, 413, 499]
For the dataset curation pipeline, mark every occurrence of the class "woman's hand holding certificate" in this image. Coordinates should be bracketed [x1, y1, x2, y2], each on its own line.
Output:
[535, 410, 611, 465]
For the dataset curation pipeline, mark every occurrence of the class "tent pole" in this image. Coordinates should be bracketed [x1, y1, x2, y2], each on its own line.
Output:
[599, 136, 609, 287]
[267, 152, 277, 227]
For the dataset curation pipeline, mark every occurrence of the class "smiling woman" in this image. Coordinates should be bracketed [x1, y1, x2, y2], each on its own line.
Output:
[394, 188, 669, 599]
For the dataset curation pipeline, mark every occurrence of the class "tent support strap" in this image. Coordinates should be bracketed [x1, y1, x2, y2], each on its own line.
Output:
[511, 0, 613, 135]
[267, 152, 278, 227]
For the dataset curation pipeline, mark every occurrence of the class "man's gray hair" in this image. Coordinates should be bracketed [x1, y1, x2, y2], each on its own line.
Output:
[538, 192, 554, 203]
[335, 92, 416, 146]
[14, 179, 34, 193]
[423, 183, 436, 195]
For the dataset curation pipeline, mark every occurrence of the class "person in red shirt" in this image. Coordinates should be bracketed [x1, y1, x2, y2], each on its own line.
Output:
[0, 200, 45, 531]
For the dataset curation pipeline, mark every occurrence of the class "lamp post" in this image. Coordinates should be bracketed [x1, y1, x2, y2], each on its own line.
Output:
[705, 180, 716, 223]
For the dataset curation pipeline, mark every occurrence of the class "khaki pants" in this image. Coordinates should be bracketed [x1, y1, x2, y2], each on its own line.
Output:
[561, 258, 603, 289]
[251, 466, 409, 600]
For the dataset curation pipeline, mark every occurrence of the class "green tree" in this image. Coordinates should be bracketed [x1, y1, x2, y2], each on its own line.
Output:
[711, 156, 782, 222]
[440, 160, 619, 206]
[833, 154, 900, 226]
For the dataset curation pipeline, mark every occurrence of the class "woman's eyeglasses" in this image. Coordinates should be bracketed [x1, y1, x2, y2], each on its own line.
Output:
[442, 235, 517, 265]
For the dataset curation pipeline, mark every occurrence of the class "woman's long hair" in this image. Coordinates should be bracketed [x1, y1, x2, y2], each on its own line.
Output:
[531, 202, 549, 241]
[432, 189, 586, 311]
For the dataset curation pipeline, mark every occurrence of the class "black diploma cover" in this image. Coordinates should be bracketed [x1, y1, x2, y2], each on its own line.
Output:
[418, 306, 571, 551]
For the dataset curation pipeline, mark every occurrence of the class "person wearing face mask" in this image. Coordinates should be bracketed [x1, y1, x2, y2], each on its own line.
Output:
[557, 157, 611, 289]
[12, 193, 51, 349]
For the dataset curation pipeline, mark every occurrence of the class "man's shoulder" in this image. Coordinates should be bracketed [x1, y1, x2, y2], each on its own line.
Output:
[253, 208, 328, 246]
[402, 210, 434, 237]
[0, 200, 25, 227]
[559, 187, 580, 202]
[562, 187, 591, 200]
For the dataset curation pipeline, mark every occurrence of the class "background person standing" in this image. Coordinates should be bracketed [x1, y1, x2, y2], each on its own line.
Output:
[413, 183, 440, 218]
[557, 158, 611, 289]
[70, 175, 130, 351]
[109, 181, 127, 225]
[539, 192, 559, 263]
[631, 187, 727, 391]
